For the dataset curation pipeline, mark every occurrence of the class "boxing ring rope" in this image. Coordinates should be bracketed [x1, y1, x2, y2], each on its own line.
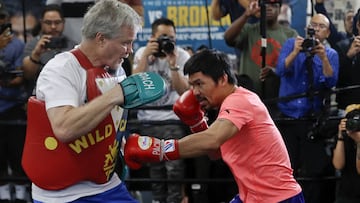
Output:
[2, 85, 360, 192]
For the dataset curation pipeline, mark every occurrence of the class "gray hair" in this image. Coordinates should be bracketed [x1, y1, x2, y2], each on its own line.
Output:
[81, 0, 142, 40]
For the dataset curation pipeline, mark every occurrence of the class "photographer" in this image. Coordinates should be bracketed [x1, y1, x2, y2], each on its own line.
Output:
[334, 13, 360, 117]
[332, 104, 360, 203]
[275, 14, 339, 203]
[132, 17, 189, 203]
[0, 1, 29, 202]
[22, 4, 77, 94]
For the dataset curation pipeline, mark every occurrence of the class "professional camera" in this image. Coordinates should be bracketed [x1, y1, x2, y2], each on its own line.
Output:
[346, 109, 360, 132]
[154, 35, 175, 57]
[301, 27, 319, 54]
[44, 36, 67, 49]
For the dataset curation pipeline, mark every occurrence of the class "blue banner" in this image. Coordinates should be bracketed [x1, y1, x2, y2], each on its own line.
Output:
[133, 0, 236, 54]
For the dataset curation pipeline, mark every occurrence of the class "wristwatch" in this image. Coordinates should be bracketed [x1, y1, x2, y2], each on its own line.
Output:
[170, 65, 180, 71]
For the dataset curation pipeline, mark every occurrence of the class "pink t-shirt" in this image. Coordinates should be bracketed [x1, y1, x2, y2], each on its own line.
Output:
[218, 87, 301, 203]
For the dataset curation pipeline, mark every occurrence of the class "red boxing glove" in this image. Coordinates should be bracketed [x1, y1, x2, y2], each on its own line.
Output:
[124, 133, 180, 169]
[173, 90, 208, 133]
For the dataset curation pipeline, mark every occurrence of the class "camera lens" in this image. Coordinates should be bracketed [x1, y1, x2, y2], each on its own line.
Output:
[162, 41, 175, 54]
[154, 35, 175, 57]
[345, 109, 360, 131]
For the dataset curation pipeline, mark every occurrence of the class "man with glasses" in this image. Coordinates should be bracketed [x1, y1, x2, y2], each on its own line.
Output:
[22, 4, 77, 95]
[315, 0, 354, 48]
[275, 13, 339, 203]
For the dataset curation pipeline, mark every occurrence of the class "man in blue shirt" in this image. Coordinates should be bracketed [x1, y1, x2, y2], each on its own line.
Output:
[275, 13, 339, 203]
[276, 14, 338, 118]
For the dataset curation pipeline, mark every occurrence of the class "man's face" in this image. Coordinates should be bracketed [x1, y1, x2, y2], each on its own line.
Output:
[153, 24, 176, 43]
[99, 25, 137, 69]
[188, 72, 221, 110]
[41, 11, 64, 36]
[344, 11, 354, 35]
[309, 15, 330, 42]
[266, 3, 281, 23]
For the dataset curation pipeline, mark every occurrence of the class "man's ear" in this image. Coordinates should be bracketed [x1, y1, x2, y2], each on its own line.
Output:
[219, 73, 228, 86]
[95, 32, 105, 45]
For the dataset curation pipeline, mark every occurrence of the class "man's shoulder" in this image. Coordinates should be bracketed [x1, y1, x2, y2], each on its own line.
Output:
[281, 26, 298, 37]
[134, 46, 146, 55]
[325, 46, 339, 58]
[335, 37, 352, 52]
[175, 46, 190, 59]
[9, 37, 25, 48]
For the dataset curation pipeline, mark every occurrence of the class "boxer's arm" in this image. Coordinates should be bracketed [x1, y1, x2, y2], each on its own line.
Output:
[124, 118, 238, 169]
[173, 90, 208, 133]
[47, 72, 166, 143]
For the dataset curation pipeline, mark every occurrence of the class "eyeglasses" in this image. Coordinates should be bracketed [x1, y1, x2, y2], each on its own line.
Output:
[42, 20, 63, 26]
[309, 22, 328, 30]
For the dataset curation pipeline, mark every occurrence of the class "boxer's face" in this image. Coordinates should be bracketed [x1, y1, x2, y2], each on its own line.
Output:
[188, 72, 223, 110]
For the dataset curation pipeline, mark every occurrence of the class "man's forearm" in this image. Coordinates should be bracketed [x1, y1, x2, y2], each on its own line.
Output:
[210, 0, 223, 20]
[224, 13, 249, 46]
[284, 51, 298, 68]
[321, 57, 334, 77]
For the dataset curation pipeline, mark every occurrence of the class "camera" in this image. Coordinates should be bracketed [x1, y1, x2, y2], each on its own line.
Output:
[0, 23, 12, 35]
[44, 36, 67, 49]
[346, 109, 360, 132]
[301, 27, 319, 54]
[154, 35, 175, 57]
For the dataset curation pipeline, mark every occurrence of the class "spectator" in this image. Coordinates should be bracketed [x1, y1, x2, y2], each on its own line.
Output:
[275, 13, 339, 203]
[332, 104, 360, 203]
[20, 1, 155, 202]
[211, 0, 258, 80]
[315, 0, 354, 48]
[125, 49, 305, 203]
[46, 0, 143, 45]
[224, 0, 297, 116]
[22, 4, 77, 95]
[334, 13, 360, 116]
[0, 1, 28, 202]
[46, 0, 95, 44]
[132, 17, 190, 203]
